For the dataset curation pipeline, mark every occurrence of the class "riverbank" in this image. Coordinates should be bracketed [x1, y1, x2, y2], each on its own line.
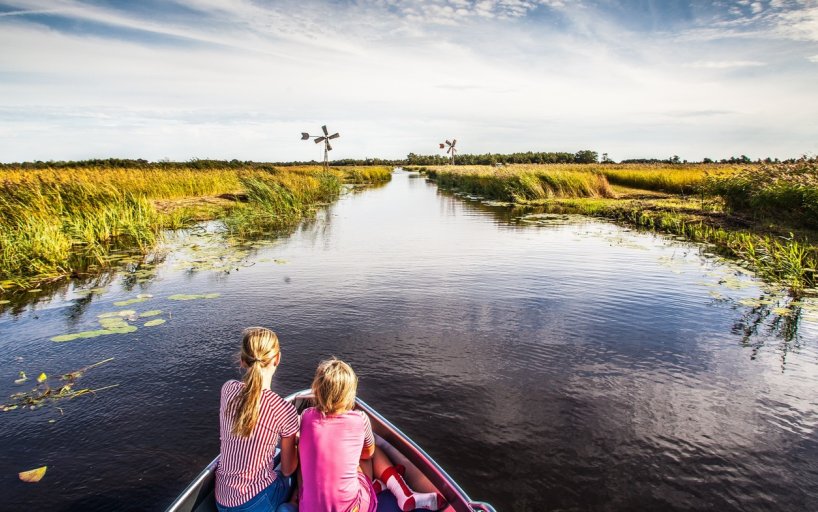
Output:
[415, 162, 818, 294]
[0, 163, 391, 292]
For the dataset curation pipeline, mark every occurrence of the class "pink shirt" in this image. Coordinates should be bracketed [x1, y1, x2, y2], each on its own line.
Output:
[215, 380, 299, 507]
[299, 407, 375, 512]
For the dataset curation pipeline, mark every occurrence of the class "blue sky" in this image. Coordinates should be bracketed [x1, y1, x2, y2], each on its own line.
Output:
[1, 0, 817, 162]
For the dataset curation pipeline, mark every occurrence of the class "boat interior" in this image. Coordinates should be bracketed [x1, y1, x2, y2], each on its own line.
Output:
[166, 392, 493, 512]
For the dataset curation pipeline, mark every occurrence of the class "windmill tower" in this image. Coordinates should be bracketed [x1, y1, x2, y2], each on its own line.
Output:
[439, 139, 457, 165]
[301, 125, 340, 169]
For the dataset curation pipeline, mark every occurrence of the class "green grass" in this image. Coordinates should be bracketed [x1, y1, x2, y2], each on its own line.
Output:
[546, 198, 817, 292]
[422, 163, 817, 293]
[426, 165, 615, 201]
[705, 158, 818, 228]
[0, 164, 391, 290]
[599, 164, 741, 195]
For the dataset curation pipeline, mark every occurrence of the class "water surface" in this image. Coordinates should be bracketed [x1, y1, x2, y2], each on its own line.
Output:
[1, 171, 817, 511]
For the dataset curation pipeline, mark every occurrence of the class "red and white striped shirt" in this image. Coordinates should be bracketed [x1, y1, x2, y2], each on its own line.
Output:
[215, 380, 299, 507]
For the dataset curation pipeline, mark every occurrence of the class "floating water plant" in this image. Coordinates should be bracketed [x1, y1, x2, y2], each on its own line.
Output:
[113, 297, 149, 306]
[139, 310, 162, 318]
[51, 310, 141, 342]
[50, 326, 137, 342]
[18, 466, 47, 483]
[168, 293, 220, 300]
[143, 319, 165, 327]
[3, 358, 117, 412]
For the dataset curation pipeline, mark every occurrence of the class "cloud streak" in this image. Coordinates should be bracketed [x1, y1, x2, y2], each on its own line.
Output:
[0, 0, 817, 161]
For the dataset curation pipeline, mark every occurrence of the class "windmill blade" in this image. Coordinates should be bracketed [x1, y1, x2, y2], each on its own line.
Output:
[328, 133, 340, 140]
[326, 142, 333, 151]
[445, 140, 452, 146]
[322, 125, 329, 136]
[447, 147, 452, 154]
[315, 137, 325, 143]
[439, 143, 445, 149]
[452, 139, 457, 147]
[301, 132, 310, 140]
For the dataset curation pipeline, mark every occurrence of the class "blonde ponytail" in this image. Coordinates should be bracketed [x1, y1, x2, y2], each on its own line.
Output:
[231, 327, 280, 437]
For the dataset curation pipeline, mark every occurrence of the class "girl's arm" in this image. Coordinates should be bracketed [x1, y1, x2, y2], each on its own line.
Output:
[280, 434, 298, 477]
[359, 411, 375, 460]
[360, 442, 375, 460]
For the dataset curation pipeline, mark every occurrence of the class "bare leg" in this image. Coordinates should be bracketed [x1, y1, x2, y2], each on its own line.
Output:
[371, 445, 393, 480]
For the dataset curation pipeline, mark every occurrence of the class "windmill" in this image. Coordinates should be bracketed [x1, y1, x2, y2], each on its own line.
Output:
[300, 125, 340, 169]
[439, 139, 457, 165]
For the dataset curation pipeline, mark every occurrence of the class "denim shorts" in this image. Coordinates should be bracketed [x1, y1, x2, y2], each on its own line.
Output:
[217, 472, 293, 512]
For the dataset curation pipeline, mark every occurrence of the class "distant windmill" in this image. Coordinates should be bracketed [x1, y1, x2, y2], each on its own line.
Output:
[439, 139, 457, 165]
[301, 125, 340, 169]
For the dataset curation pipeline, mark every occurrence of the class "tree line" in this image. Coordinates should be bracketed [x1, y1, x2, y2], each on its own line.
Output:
[0, 152, 802, 169]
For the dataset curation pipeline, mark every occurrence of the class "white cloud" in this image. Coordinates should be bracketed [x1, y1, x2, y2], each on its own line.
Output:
[685, 60, 767, 69]
[0, 0, 816, 161]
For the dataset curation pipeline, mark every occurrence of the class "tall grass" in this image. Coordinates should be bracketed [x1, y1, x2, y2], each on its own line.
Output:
[339, 166, 392, 183]
[599, 164, 742, 195]
[224, 170, 342, 237]
[426, 165, 615, 201]
[420, 163, 815, 292]
[0, 164, 390, 288]
[552, 199, 818, 292]
[705, 158, 818, 228]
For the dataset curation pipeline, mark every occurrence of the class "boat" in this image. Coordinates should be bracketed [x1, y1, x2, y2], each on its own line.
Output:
[166, 389, 496, 512]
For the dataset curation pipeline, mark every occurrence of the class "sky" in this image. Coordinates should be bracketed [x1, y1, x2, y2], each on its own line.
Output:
[0, 0, 817, 162]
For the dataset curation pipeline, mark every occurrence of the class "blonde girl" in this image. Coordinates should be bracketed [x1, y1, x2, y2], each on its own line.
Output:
[299, 358, 445, 512]
[215, 327, 299, 512]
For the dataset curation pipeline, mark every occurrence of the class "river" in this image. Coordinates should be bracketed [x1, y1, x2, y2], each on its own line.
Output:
[1, 170, 817, 511]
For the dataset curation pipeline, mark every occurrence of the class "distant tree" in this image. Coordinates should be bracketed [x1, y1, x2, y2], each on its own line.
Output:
[574, 150, 598, 164]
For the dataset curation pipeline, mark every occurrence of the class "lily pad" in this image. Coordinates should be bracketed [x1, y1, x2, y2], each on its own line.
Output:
[18, 466, 46, 483]
[168, 293, 220, 301]
[144, 319, 166, 327]
[51, 325, 137, 342]
[274, 259, 288, 264]
[136, 293, 153, 299]
[99, 317, 128, 329]
[139, 310, 162, 318]
[105, 325, 138, 335]
[113, 297, 148, 307]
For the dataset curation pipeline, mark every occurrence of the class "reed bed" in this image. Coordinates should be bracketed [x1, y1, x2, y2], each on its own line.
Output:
[549, 198, 817, 292]
[599, 164, 742, 195]
[420, 162, 816, 292]
[0, 164, 391, 288]
[426, 165, 615, 201]
[705, 158, 818, 228]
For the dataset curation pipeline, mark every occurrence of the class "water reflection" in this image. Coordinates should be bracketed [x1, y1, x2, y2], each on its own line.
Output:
[2, 171, 818, 511]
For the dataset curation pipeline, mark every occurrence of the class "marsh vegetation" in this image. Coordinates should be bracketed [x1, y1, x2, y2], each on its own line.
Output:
[0, 163, 391, 291]
[417, 161, 818, 293]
